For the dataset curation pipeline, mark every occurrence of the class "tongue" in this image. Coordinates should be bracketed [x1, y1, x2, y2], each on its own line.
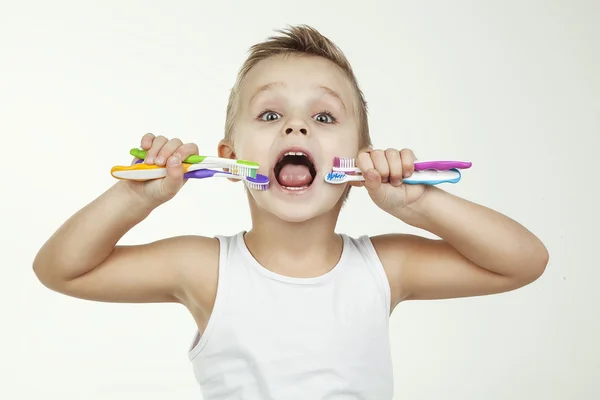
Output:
[278, 164, 312, 187]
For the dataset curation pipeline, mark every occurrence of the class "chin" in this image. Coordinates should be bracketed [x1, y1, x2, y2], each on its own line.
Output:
[251, 173, 346, 224]
[256, 198, 340, 223]
[267, 206, 325, 223]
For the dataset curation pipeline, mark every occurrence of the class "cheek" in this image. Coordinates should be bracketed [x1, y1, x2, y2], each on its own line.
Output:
[319, 133, 359, 157]
[233, 135, 272, 162]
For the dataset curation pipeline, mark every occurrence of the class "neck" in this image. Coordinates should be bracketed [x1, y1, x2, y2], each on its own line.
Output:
[243, 197, 344, 277]
[248, 212, 338, 250]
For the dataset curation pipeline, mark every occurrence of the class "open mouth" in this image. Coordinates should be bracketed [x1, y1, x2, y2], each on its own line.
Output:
[273, 150, 317, 190]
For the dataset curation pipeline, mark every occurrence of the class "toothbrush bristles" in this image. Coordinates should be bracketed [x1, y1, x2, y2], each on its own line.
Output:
[231, 165, 258, 179]
[245, 181, 269, 191]
[333, 157, 355, 169]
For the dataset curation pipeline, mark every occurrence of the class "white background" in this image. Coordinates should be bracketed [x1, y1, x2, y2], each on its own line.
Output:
[1, 0, 598, 399]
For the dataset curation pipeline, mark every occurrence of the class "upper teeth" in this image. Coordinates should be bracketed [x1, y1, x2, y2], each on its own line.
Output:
[284, 151, 306, 157]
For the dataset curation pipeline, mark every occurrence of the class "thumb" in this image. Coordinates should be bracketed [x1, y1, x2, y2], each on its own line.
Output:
[161, 155, 185, 197]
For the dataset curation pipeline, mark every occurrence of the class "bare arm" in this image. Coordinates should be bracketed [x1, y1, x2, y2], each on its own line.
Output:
[32, 134, 216, 305]
[374, 186, 549, 306]
[33, 181, 216, 303]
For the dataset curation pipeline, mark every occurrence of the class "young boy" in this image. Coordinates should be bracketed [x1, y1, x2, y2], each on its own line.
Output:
[33, 25, 549, 399]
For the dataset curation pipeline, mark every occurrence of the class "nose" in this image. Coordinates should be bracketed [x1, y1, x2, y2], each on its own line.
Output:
[283, 117, 308, 135]
[285, 127, 307, 135]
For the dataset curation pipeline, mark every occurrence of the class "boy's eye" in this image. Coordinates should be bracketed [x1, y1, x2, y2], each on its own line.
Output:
[257, 110, 336, 123]
[259, 111, 281, 121]
[313, 112, 335, 124]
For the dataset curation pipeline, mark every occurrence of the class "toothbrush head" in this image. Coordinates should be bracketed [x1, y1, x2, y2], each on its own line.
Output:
[236, 159, 260, 168]
[244, 173, 270, 191]
[231, 160, 260, 179]
[333, 157, 356, 169]
[230, 164, 258, 179]
[324, 171, 356, 184]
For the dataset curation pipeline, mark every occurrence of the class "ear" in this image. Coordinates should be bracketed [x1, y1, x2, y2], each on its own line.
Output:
[218, 139, 239, 183]
[218, 139, 235, 159]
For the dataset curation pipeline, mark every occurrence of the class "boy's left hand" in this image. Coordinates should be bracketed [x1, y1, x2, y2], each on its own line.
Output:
[353, 148, 429, 214]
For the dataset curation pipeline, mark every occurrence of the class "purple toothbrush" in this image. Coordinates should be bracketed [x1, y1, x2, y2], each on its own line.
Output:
[129, 158, 269, 190]
[332, 157, 471, 174]
[184, 169, 269, 191]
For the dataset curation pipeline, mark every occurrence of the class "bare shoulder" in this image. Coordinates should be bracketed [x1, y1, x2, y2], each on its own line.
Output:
[171, 235, 221, 315]
[153, 234, 221, 297]
[369, 233, 416, 306]
[370, 232, 471, 306]
[370, 232, 540, 308]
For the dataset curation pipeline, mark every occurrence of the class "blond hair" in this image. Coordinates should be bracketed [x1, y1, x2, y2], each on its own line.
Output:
[224, 25, 371, 149]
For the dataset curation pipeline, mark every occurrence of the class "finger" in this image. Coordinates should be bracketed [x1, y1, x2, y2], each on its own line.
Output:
[144, 135, 168, 164]
[363, 167, 382, 191]
[385, 148, 403, 186]
[356, 151, 374, 173]
[356, 151, 381, 190]
[174, 142, 200, 162]
[135, 133, 156, 164]
[161, 154, 184, 196]
[155, 138, 183, 166]
[370, 149, 390, 183]
[399, 148, 416, 178]
[140, 133, 155, 150]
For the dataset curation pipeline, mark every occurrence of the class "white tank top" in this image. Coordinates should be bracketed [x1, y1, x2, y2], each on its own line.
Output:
[188, 231, 394, 399]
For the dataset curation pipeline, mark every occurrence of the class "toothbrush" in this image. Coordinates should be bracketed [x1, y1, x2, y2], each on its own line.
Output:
[324, 169, 462, 185]
[184, 169, 269, 191]
[111, 162, 196, 180]
[332, 157, 471, 174]
[130, 148, 259, 178]
[111, 160, 256, 181]
[111, 164, 269, 190]
[113, 150, 259, 180]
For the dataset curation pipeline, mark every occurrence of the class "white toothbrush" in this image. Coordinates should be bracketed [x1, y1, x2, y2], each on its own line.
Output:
[324, 169, 462, 185]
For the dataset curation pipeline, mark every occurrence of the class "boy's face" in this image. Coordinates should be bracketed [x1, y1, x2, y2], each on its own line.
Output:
[220, 54, 361, 223]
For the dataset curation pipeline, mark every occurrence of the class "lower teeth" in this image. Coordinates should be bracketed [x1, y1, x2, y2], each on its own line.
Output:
[282, 185, 309, 190]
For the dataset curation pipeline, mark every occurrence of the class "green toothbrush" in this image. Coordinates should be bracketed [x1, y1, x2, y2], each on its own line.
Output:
[130, 148, 260, 179]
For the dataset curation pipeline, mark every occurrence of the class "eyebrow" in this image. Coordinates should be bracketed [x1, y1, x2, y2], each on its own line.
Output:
[248, 82, 347, 111]
[249, 82, 283, 106]
[319, 85, 346, 111]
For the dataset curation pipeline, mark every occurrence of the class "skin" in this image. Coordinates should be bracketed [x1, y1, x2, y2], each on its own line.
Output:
[33, 54, 549, 339]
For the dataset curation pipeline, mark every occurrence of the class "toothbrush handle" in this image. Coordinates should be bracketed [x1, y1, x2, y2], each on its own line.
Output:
[184, 168, 270, 186]
[333, 160, 471, 174]
[414, 160, 471, 171]
[134, 157, 226, 171]
[130, 160, 230, 179]
[130, 149, 259, 169]
[185, 155, 210, 164]
[130, 148, 208, 164]
[347, 174, 365, 182]
[184, 169, 225, 179]
[403, 169, 461, 185]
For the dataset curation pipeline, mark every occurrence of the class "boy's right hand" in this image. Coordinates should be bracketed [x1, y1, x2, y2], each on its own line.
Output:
[123, 133, 200, 208]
